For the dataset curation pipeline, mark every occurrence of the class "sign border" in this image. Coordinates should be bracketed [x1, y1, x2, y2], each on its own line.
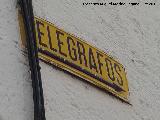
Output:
[35, 16, 130, 103]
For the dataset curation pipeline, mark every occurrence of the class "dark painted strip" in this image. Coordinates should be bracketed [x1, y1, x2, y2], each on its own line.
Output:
[38, 48, 124, 92]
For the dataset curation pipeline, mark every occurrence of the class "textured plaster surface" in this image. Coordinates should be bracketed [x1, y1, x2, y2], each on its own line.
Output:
[0, 0, 33, 120]
[33, 0, 160, 120]
[0, 0, 160, 120]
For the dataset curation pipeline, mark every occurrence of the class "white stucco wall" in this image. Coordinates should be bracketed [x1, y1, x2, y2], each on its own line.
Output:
[0, 0, 33, 120]
[0, 0, 160, 120]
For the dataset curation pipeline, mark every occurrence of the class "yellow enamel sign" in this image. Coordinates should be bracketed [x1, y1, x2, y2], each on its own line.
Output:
[34, 17, 129, 102]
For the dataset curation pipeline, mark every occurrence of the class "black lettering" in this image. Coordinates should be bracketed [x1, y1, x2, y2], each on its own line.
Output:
[36, 20, 47, 47]
[77, 41, 87, 67]
[96, 52, 103, 75]
[67, 37, 77, 61]
[89, 48, 98, 72]
[56, 30, 67, 57]
[47, 26, 57, 52]
[114, 63, 123, 86]
[105, 58, 115, 81]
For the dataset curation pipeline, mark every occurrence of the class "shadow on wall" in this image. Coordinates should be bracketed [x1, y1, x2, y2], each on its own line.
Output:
[0, 115, 3, 120]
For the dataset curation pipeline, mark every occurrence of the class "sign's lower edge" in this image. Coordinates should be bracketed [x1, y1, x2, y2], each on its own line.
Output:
[38, 50, 130, 104]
